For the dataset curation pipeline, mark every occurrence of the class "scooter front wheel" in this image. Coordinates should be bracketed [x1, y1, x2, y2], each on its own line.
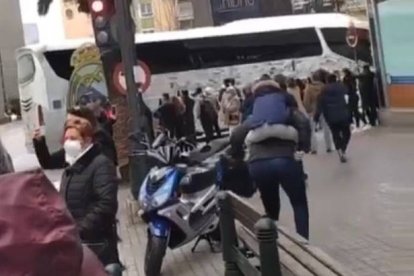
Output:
[144, 235, 167, 276]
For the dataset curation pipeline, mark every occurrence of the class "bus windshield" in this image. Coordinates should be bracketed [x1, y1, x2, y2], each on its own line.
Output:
[321, 27, 372, 64]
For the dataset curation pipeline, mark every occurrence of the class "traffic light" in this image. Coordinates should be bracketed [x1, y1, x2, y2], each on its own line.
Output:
[88, 0, 117, 48]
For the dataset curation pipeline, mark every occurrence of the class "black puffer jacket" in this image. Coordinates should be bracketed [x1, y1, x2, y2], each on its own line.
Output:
[314, 82, 350, 125]
[33, 127, 117, 169]
[60, 145, 119, 265]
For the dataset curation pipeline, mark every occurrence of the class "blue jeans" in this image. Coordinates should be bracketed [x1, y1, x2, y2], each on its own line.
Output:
[249, 158, 309, 239]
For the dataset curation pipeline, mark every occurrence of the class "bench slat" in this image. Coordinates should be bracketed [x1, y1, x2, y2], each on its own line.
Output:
[232, 246, 262, 276]
[278, 226, 355, 276]
[277, 232, 338, 276]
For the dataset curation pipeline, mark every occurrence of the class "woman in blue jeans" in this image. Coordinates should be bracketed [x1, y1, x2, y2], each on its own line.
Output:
[249, 158, 309, 238]
[229, 77, 311, 239]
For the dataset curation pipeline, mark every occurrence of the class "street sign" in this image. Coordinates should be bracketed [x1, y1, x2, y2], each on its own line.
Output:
[113, 60, 151, 95]
[346, 21, 359, 48]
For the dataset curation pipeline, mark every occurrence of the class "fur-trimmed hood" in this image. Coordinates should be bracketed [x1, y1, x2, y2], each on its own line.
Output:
[252, 80, 281, 96]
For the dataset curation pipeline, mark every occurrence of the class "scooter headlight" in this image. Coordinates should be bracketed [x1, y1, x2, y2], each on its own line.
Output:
[139, 175, 149, 204]
[152, 182, 173, 208]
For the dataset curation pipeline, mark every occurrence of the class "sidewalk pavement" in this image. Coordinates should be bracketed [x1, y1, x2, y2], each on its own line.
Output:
[118, 187, 224, 276]
[264, 127, 414, 276]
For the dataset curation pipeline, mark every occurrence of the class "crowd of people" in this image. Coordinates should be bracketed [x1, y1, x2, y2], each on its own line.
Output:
[0, 64, 379, 273]
[225, 66, 379, 239]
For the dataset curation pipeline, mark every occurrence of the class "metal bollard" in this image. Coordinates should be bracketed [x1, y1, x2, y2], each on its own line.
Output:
[254, 217, 282, 276]
[217, 191, 242, 276]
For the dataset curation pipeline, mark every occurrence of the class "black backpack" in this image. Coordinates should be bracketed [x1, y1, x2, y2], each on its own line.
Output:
[216, 155, 256, 198]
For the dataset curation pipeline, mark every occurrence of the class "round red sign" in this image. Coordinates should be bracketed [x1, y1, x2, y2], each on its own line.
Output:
[346, 22, 359, 48]
[113, 60, 151, 95]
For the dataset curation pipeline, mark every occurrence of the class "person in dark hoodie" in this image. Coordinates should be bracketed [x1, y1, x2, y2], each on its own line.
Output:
[343, 68, 366, 128]
[229, 76, 311, 239]
[154, 93, 183, 138]
[33, 107, 118, 168]
[358, 65, 379, 126]
[315, 74, 351, 163]
[180, 90, 196, 141]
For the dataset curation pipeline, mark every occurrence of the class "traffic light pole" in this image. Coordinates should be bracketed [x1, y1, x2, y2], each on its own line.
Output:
[114, 0, 140, 126]
[114, 0, 151, 199]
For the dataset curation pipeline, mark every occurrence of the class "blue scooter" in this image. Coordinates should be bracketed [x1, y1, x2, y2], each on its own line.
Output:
[138, 133, 229, 276]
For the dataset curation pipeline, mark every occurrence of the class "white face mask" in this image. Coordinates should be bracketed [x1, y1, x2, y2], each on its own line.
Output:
[64, 140, 83, 165]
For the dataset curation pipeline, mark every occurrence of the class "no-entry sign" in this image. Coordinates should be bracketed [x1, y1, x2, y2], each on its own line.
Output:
[346, 22, 359, 48]
[113, 60, 151, 95]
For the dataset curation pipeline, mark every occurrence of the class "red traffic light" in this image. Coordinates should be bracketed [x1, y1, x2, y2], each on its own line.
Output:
[91, 0, 104, 13]
[88, 0, 114, 16]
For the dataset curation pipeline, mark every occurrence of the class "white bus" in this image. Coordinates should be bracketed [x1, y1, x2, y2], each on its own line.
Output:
[16, 13, 370, 152]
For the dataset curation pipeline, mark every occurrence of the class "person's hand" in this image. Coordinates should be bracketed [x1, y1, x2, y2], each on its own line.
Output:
[294, 151, 305, 161]
[33, 128, 44, 141]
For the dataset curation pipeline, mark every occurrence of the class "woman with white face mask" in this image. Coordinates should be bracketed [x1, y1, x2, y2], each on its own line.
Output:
[34, 107, 121, 271]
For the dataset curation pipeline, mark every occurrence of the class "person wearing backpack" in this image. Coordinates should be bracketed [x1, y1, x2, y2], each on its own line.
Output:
[229, 75, 311, 239]
[194, 88, 220, 143]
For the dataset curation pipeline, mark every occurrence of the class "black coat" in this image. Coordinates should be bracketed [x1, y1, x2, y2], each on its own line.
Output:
[182, 96, 196, 135]
[358, 71, 378, 107]
[315, 83, 350, 125]
[33, 128, 118, 170]
[60, 145, 119, 265]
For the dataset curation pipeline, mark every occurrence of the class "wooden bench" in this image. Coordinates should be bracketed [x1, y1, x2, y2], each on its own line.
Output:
[217, 191, 355, 276]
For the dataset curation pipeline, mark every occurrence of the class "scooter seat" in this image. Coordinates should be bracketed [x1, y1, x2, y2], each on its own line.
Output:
[188, 137, 230, 164]
[180, 166, 216, 194]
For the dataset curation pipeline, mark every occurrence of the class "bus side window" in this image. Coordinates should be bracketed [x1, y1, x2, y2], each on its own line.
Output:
[191, 28, 323, 70]
[136, 41, 199, 74]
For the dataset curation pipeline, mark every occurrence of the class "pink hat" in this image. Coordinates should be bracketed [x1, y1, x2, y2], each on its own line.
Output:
[0, 170, 107, 276]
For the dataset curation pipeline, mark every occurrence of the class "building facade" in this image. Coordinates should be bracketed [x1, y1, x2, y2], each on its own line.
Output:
[0, 0, 24, 122]
[61, 0, 94, 38]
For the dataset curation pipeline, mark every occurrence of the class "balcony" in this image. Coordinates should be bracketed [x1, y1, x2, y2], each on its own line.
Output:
[176, 1, 194, 21]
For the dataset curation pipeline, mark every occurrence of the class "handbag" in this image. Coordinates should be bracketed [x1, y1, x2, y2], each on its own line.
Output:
[216, 155, 256, 198]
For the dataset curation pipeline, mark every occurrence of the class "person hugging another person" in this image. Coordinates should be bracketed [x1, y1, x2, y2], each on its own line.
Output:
[229, 74, 311, 239]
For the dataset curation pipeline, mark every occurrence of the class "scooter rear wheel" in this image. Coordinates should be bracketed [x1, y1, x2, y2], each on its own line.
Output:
[144, 235, 167, 276]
